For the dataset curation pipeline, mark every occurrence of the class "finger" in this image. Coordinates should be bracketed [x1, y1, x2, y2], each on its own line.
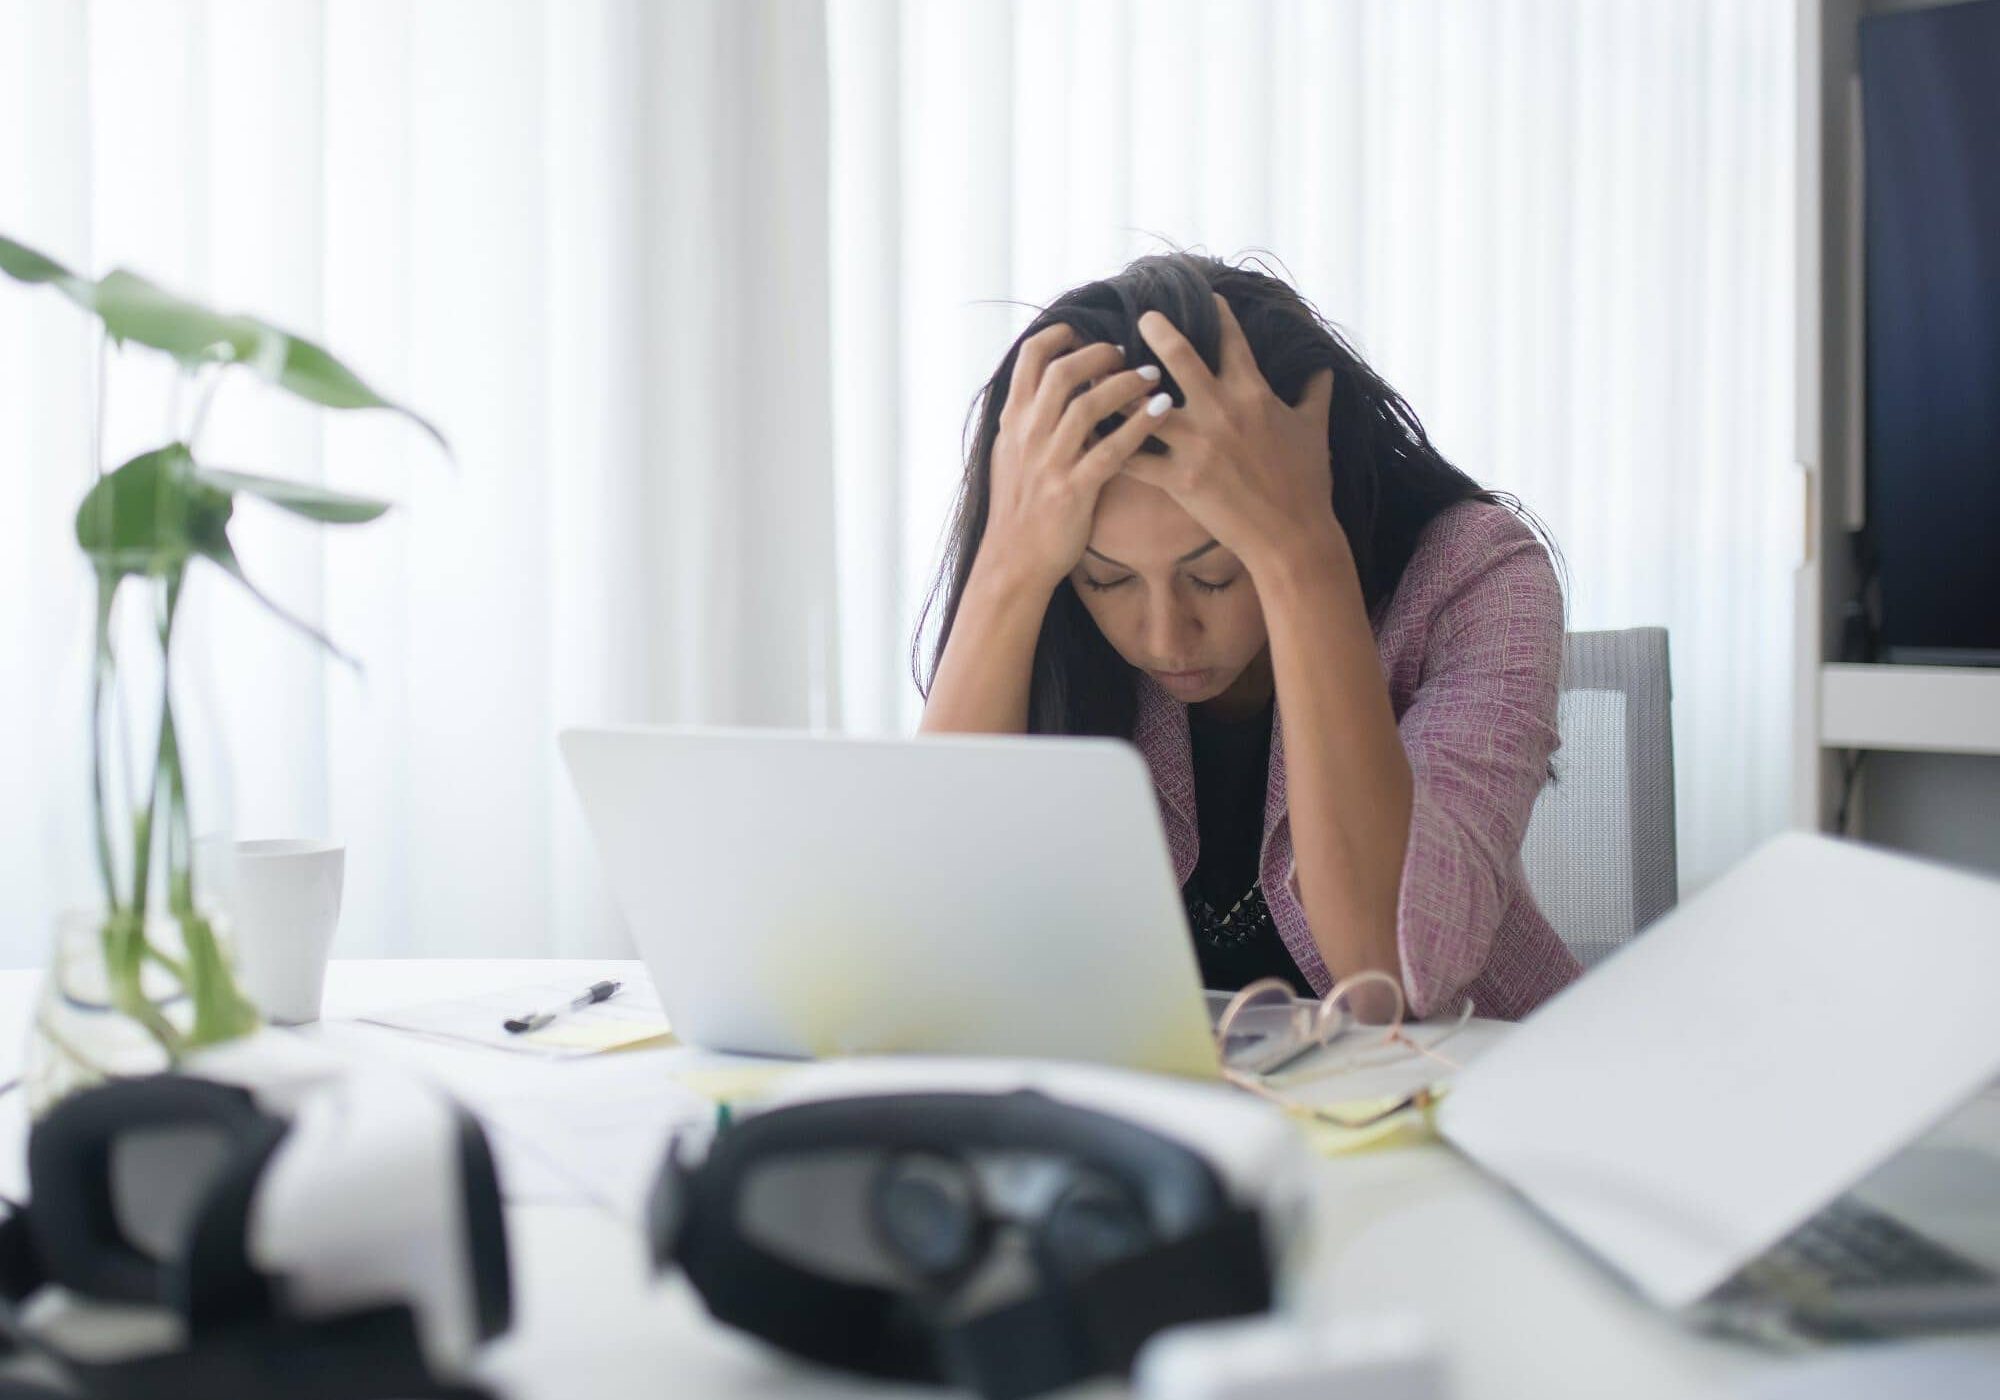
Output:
[1004, 323, 1077, 412]
[1031, 340, 1128, 432]
[1294, 367, 1335, 423]
[1053, 365, 1163, 457]
[1136, 309, 1219, 407]
[1212, 293, 1258, 385]
[1115, 450, 1173, 493]
[1074, 391, 1174, 489]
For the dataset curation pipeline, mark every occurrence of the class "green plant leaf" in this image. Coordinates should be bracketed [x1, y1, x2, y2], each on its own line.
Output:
[2, 246, 272, 366]
[90, 268, 275, 368]
[93, 284, 447, 447]
[4, 231, 449, 452]
[187, 510, 361, 671]
[75, 444, 232, 579]
[194, 467, 392, 525]
[258, 329, 449, 453]
[0, 232, 97, 314]
[75, 444, 362, 668]
[0, 232, 75, 283]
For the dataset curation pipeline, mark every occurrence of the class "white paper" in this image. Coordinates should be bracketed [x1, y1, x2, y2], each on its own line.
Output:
[358, 979, 673, 1058]
[454, 1050, 719, 1220]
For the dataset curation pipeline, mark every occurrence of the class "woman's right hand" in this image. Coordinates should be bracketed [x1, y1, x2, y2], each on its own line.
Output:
[977, 325, 1168, 591]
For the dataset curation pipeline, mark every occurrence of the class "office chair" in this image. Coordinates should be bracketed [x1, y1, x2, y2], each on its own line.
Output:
[1519, 627, 1678, 967]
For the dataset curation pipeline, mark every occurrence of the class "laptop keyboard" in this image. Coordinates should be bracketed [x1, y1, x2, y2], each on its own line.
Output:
[1736, 1196, 1993, 1295]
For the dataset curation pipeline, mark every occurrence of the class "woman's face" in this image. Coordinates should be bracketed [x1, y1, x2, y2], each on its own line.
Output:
[1069, 472, 1273, 712]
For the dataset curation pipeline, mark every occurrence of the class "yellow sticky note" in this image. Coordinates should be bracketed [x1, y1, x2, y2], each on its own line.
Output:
[1286, 1088, 1444, 1158]
[522, 1020, 677, 1054]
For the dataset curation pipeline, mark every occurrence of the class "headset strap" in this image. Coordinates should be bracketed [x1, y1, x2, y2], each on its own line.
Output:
[939, 1206, 1273, 1400]
[42, 1307, 493, 1400]
[0, 1211, 43, 1312]
[0, 1203, 490, 1400]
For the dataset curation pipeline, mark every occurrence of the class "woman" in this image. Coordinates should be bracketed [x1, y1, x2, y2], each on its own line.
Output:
[916, 254, 1580, 1020]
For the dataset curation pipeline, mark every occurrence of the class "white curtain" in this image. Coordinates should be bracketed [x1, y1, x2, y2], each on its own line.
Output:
[828, 0, 1799, 891]
[0, 0, 834, 966]
[1, 0, 1795, 968]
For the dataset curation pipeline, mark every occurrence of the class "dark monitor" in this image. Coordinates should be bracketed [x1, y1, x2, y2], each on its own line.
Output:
[1860, 0, 2000, 664]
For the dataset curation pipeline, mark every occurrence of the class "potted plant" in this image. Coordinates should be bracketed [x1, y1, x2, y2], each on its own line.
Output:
[0, 233, 447, 1110]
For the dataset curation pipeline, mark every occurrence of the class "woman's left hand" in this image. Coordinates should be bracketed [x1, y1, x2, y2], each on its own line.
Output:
[1123, 294, 1341, 574]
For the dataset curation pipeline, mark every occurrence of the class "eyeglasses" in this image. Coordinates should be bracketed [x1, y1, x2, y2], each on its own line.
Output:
[1212, 970, 1472, 1131]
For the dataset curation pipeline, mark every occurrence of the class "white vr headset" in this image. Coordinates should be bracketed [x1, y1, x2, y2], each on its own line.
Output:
[650, 1058, 1316, 1399]
[0, 1051, 510, 1400]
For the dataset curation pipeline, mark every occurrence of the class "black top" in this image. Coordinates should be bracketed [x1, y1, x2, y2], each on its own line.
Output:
[1180, 698, 1314, 997]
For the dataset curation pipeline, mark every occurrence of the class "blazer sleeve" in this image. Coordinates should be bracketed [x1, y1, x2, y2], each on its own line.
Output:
[1390, 522, 1563, 1017]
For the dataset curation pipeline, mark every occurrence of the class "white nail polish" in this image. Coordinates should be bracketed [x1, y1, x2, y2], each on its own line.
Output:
[1114, 343, 1127, 357]
[1146, 392, 1173, 418]
[1137, 364, 1162, 383]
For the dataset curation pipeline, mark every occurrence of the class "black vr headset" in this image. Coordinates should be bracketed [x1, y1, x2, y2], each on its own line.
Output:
[0, 1065, 511, 1400]
[649, 1062, 1311, 1400]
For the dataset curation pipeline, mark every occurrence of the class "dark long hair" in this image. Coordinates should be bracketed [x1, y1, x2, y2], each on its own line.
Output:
[913, 252, 1542, 738]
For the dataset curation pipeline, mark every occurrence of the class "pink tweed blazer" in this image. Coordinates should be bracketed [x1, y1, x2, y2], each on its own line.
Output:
[1132, 500, 1581, 1020]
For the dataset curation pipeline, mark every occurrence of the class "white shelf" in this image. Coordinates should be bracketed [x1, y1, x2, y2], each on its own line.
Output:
[1820, 663, 2000, 757]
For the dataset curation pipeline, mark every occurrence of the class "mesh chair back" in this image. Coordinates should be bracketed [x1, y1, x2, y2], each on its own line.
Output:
[1519, 627, 1677, 966]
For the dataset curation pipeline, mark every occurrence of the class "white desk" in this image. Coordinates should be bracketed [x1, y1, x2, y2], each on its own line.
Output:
[5, 958, 1999, 1399]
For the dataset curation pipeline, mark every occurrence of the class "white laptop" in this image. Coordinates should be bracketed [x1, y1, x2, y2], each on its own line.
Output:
[1438, 832, 2000, 1340]
[559, 726, 1221, 1078]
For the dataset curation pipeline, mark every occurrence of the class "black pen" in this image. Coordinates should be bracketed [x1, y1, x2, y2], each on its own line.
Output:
[504, 979, 622, 1034]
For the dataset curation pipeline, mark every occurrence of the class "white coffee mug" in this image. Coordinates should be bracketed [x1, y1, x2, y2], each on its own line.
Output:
[231, 839, 345, 1025]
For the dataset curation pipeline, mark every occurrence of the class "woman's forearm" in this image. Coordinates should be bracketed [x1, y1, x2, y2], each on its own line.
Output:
[1252, 526, 1412, 985]
[918, 557, 1055, 735]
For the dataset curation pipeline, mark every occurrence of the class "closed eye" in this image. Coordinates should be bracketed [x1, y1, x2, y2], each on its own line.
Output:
[1189, 576, 1238, 595]
[1080, 574, 1133, 592]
